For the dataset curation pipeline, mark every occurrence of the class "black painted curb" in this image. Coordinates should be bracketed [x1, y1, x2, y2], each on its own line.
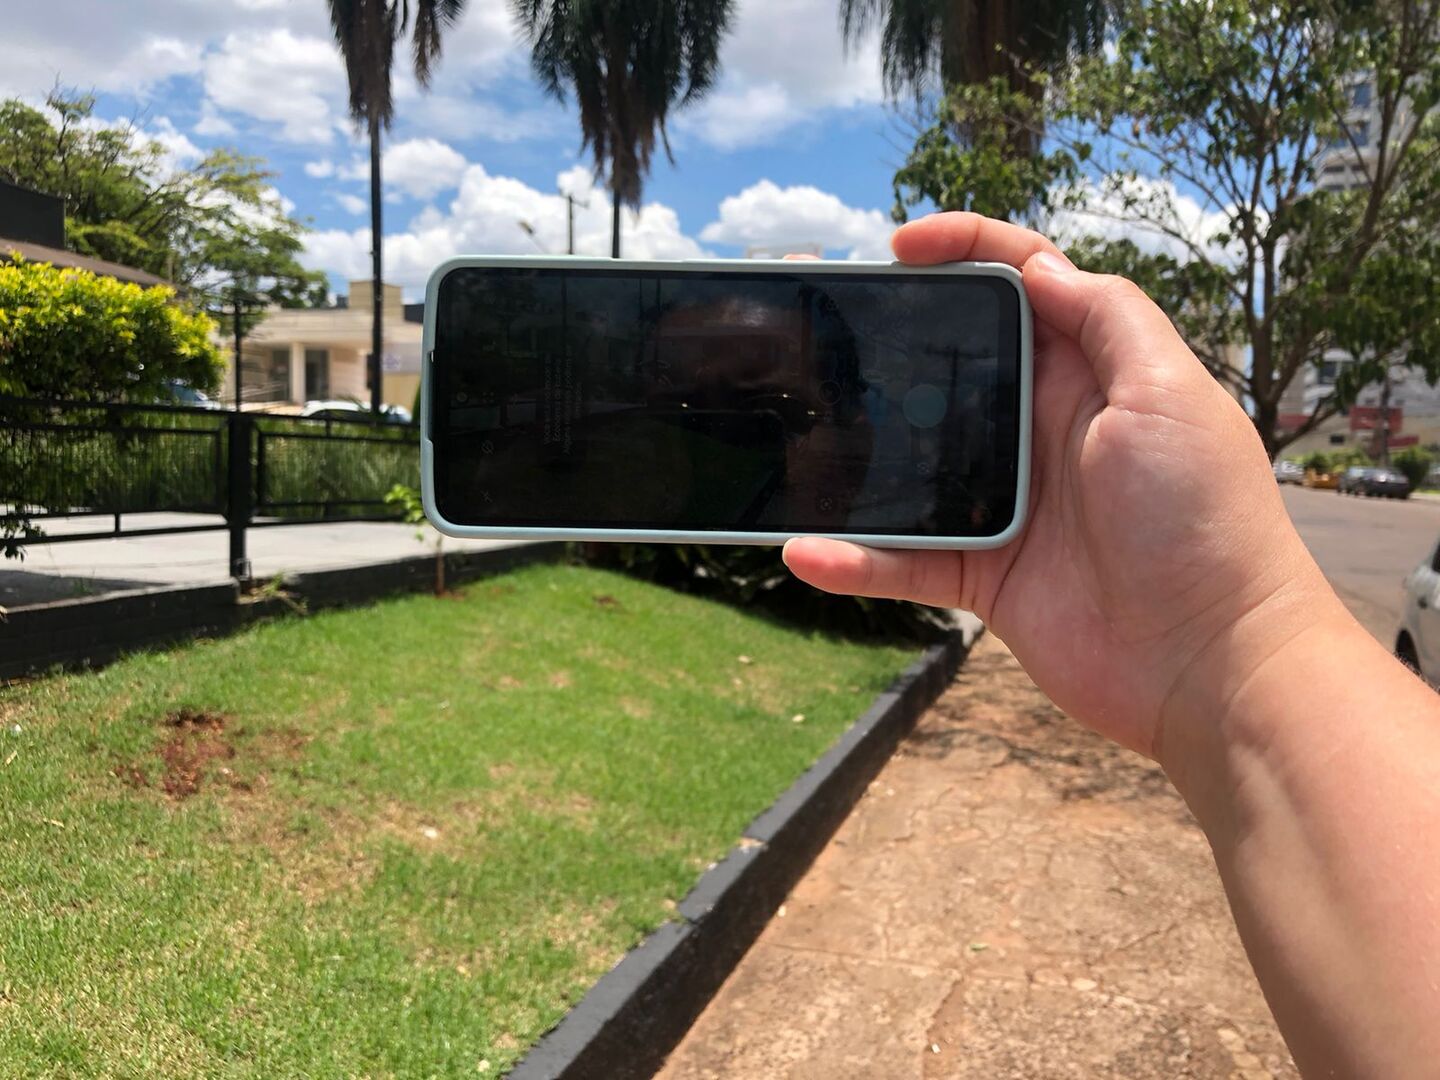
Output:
[508, 627, 975, 1080]
[0, 543, 557, 681]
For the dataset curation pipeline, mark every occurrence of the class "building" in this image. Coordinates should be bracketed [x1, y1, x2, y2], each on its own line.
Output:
[1278, 76, 1440, 455]
[0, 178, 171, 287]
[221, 280, 423, 411]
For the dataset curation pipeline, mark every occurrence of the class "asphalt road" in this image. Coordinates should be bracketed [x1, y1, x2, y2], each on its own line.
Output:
[1282, 486, 1440, 647]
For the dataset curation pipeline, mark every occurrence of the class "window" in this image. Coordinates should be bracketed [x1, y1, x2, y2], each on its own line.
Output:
[1351, 82, 1372, 108]
[1329, 433, 1346, 445]
[269, 348, 290, 392]
[304, 348, 329, 399]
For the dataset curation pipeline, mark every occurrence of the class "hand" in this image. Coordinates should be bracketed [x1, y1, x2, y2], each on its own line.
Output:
[783, 212, 1344, 761]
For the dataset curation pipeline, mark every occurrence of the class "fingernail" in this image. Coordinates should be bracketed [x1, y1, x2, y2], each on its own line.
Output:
[1031, 251, 1075, 274]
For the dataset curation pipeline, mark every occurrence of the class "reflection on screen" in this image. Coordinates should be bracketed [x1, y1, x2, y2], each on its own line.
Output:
[433, 268, 1020, 537]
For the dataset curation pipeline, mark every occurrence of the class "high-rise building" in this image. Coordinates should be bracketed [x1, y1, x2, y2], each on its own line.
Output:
[1277, 77, 1440, 453]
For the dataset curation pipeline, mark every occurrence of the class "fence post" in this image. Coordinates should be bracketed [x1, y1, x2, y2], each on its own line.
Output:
[227, 411, 253, 581]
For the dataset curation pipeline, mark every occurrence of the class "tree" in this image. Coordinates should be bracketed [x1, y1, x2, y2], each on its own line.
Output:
[511, 0, 736, 257]
[0, 258, 221, 401]
[890, 0, 1440, 458]
[840, 0, 1108, 164]
[0, 93, 326, 298]
[328, 0, 467, 416]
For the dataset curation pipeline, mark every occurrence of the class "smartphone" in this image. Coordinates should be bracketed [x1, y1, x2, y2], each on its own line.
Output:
[421, 257, 1031, 550]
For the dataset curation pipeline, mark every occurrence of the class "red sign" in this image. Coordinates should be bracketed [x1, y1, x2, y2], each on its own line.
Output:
[1277, 413, 1311, 433]
[1385, 434, 1419, 448]
[1349, 405, 1404, 433]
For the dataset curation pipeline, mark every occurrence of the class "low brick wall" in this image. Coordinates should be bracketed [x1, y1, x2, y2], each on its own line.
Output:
[0, 543, 557, 681]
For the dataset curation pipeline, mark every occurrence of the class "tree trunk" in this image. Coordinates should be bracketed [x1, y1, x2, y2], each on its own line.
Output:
[1254, 397, 1280, 461]
[1377, 368, 1392, 465]
[611, 189, 621, 259]
[369, 111, 384, 418]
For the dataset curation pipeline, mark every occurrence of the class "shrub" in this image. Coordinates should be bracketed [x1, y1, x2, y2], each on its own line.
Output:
[1392, 447, 1433, 488]
[0, 256, 222, 402]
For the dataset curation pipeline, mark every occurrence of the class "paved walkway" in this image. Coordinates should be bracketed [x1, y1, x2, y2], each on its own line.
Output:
[1, 513, 525, 607]
[657, 635, 1295, 1079]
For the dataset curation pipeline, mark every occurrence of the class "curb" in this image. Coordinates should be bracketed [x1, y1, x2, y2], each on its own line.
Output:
[509, 615, 983, 1080]
[0, 542, 557, 680]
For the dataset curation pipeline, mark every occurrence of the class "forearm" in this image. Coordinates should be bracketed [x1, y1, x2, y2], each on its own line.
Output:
[1164, 603, 1440, 1077]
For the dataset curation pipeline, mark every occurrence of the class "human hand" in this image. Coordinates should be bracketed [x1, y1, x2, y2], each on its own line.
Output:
[783, 212, 1346, 763]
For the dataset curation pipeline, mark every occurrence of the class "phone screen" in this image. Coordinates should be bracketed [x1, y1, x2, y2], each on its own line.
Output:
[429, 266, 1023, 538]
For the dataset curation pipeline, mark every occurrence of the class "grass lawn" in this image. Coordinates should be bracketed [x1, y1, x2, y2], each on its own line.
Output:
[0, 563, 915, 1078]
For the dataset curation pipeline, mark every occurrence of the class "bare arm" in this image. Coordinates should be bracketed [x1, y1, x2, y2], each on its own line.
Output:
[783, 211, 1440, 1076]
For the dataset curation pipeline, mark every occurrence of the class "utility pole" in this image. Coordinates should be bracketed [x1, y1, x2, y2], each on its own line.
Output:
[565, 191, 589, 255]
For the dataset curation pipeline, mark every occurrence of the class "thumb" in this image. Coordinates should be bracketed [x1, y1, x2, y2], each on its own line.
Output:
[1021, 251, 1203, 395]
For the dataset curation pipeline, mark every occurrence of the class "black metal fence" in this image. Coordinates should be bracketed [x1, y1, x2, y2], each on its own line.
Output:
[1, 396, 420, 577]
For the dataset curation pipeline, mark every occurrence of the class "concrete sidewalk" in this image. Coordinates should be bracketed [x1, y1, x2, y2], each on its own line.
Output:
[1, 514, 524, 607]
[657, 636, 1294, 1079]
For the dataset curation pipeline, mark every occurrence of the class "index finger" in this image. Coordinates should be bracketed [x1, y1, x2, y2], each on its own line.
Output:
[892, 211, 1068, 270]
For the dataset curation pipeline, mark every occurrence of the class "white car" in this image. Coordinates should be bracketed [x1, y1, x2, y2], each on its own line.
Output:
[1398, 541, 1440, 682]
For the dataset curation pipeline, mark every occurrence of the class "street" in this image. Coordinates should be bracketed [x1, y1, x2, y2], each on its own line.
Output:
[1281, 486, 1440, 647]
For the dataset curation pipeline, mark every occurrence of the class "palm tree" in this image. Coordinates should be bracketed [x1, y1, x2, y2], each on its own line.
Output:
[840, 0, 1107, 152]
[511, 0, 735, 258]
[328, 0, 466, 415]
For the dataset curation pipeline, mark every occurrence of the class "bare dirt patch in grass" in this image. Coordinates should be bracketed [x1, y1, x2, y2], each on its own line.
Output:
[157, 709, 236, 799]
[113, 712, 312, 802]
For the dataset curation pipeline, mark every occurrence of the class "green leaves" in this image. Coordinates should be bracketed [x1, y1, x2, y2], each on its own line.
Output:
[0, 91, 328, 310]
[893, 77, 1084, 223]
[0, 258, 221, 402]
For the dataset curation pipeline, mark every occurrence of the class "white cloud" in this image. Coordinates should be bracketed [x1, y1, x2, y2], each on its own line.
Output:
[302, 164, 706, 294]
[305, 159, 336, 179]
[146, 117, 203, 170]
[676, 0, 884, 149]
[383, 137, 468, 199]
[194, 101, 236, 137]
[201, 29, 346, 143]
[700, 180, 894, 259]
[336, 193, 368, 215]
[1045, 177, 1239, 264]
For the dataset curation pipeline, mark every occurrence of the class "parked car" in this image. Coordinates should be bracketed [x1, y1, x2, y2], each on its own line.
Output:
[1338, 466, 1411, 498]
[1303, 468, 1339, 490]
[161, 380, 223, 410]
[300, 399, 413, 425]
[1398, 540, 1440, 683]
[1273, 459, 1305, 485]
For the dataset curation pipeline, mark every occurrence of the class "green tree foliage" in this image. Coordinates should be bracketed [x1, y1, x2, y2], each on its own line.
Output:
[328, 0, 467, 414]
[1392, 447, 1433, 488]
[892, 76, 1085, 221]
[511, 0, 736, 256]
[839, 0, 1107, 102]
[892, 0, 1440, 457]
[841, 0, 1108, 166]
[0, 258, 221, 401]
[0, 92, 327, 306]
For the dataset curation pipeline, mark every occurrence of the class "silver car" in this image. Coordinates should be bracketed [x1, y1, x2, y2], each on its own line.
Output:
[1398, 540, 1440, 682]
[1273, 459, 1305, 485]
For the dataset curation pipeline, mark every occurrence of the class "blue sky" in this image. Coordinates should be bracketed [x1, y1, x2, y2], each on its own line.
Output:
[7, 0, 927, 298]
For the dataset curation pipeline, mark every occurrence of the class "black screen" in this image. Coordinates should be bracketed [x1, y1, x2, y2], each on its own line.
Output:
[431, 266, 1022, 537]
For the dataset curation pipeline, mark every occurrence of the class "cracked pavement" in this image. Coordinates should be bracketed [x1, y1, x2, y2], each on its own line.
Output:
[656, 634, 1296, 1079]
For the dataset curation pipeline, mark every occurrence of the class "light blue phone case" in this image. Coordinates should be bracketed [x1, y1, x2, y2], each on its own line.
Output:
[420, 256, 1032, 550]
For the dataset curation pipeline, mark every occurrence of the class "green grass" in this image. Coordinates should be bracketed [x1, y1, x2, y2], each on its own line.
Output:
[0, 563, 914, 1078]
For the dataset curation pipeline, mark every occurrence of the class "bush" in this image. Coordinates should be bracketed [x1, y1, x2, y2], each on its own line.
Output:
[1392, 447, 1433, 488]
[1302, 448, 1371, 474]
[0, 257, 222, 401]
[582, 543, 953, 642]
